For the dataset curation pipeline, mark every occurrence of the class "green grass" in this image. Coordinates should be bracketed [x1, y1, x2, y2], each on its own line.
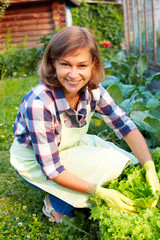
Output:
[0, 76, 40, 151]
[0, 76, 99, 239]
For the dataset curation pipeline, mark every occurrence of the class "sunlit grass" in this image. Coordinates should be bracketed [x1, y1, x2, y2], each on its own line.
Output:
[0, 76, 39, 151]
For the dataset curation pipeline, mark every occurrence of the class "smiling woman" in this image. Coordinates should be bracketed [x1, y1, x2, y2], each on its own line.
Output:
[53, 48, 94, 106]
[39, 26, 104, 90]
[10, 26, 159, 224]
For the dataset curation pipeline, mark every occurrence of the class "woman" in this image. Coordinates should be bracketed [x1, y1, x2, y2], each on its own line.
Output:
[10, 26, 159, 223]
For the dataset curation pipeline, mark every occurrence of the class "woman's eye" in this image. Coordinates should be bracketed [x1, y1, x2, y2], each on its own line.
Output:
[61, 63, 68, 66]
[79, 65, 86, 68]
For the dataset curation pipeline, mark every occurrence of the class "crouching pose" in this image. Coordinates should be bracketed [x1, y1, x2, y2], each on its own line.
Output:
[10, 26, 159, 223]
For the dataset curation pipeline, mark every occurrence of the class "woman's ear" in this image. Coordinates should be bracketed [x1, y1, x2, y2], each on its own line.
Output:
[91, 57, 97, 70]
[52, 60, 55, 68]
[92, 57, 96, 67]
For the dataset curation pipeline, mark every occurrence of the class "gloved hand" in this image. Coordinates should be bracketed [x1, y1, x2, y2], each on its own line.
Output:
[95, 186, 135, 212]
[143, 160, 160, 207]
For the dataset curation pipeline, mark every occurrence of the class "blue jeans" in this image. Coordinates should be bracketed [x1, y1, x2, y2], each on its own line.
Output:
[22, 177, 75, 217]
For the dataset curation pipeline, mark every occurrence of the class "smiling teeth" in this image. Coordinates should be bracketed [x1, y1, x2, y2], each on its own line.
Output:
[67, 80, 79, 85]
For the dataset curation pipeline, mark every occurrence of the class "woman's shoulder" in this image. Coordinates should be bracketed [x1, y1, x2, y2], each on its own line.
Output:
[22, 83, 56, 109]
[89, 84, 107, 100]
[89, 84, 114, 107]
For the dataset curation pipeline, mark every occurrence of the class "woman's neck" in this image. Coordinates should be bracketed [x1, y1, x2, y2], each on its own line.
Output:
[65, 93, 80, 110]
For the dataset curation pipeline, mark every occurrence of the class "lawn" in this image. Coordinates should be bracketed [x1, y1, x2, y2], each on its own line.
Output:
[0, 76, 99, 240]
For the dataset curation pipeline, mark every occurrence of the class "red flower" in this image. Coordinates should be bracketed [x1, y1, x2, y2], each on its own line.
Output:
[102, 42, 112, 48]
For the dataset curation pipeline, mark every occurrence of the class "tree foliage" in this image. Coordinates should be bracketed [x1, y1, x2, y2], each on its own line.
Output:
[0, 0, 9, 19]
[71, 2, 124, 47]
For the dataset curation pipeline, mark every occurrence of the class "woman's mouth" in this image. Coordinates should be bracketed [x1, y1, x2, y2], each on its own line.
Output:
[65, 78, 81, 85]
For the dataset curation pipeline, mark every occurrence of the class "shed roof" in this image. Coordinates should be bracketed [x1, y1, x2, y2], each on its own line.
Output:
[70, 0, 80, 6]
[7, 0, 80, 5]
[68, 0, 80, 5]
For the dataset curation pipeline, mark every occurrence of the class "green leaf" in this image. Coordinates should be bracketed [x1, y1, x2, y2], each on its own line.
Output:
[143, 117, 160, 131]
[119, 62, 131, 75]
[107, 84, 122, 104]
[105, 75, 120, 83]
[120, 99, 130, 112]
[146, 98, 160, 108]
[122, 90, 139, 115]
[115, 51, 126, 61]
[130, 111, 160, 133]
[97, 129, 109, 140]
[128, 65, 137, 84]
[130, 102, 148, 112]
[104, 59, 112, 69]
[63, 218, 91, 236]
[88, 114, 107, 135]
[119, 84, 136, 98]
[149, 106, 160, 119]
[137, 54, 148, 76]
[110, 60, 119, 69]
[101, 75, 119, 89]
[147, 72, 160, 85]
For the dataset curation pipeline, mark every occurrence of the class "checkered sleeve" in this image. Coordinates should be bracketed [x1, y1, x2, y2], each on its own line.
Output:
[95, 85, 137, 139]
[26, 98, 65, 180]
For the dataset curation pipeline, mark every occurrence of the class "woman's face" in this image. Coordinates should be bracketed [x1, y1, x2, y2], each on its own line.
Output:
[53, 48, 94, 97]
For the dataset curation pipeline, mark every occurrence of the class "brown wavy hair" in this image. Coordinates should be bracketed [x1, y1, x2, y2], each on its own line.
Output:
[39, 26, 105, 90]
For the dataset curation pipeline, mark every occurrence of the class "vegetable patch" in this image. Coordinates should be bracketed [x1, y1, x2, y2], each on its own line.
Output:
[89, 161, 160, 239]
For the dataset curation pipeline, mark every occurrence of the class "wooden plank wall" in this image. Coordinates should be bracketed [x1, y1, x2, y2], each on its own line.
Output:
[0, 0, 66, 49]
[52, 0, 66, 30]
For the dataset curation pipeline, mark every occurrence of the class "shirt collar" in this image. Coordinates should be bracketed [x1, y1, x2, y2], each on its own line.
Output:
[50, 85, 89, 114]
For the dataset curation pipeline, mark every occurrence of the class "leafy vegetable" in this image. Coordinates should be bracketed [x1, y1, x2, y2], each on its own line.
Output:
[104, 165, 158, 210]
[151, 147, 160, 179]
[151, 147, 160, 210]
[100, 76, 160, 148]
[89, 165, 160, 239]
[90, 206, 160, 240]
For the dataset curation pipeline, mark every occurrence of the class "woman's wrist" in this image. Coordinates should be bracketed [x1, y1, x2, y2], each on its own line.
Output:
[87, 184, 97, 195]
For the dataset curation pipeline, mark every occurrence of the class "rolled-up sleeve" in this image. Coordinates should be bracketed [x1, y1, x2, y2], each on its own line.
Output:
[26, 98, 65, 179]
[94, 85, 137, 139]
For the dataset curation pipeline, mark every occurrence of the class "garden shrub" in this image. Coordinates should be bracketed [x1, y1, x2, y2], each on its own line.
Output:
[71, 2, 124, 48]
[0, 31, 60, 80]
[0, 46, 41, 80]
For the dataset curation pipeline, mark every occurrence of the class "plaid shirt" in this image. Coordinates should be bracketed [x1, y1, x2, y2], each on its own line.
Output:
[13, 82, 136, 179]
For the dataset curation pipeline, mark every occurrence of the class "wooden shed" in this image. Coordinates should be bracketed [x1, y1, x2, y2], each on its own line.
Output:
[0, 0, 80, 49]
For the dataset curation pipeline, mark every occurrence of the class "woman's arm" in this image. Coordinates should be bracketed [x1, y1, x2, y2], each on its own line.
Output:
[53, 170, 96, 194]
[54, 167, 136, 212]
[123, 128, 152, 166]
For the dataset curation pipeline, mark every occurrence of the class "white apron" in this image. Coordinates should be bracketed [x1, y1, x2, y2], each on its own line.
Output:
[10, 105, 138, 207]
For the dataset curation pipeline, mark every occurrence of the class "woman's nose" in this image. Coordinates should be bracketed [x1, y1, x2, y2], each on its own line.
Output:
[68, 67, 79, 78]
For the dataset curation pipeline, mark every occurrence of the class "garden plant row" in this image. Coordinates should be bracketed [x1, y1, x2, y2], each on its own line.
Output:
[87, 52, 160, 239]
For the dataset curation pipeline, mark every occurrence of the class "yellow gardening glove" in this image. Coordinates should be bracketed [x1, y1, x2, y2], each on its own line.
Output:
[143, 160, 160, 207]
[95, 186, 136, 212]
